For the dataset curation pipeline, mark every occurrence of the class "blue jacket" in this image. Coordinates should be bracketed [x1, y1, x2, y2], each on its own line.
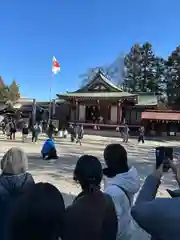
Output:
[41, 139, 55, 155]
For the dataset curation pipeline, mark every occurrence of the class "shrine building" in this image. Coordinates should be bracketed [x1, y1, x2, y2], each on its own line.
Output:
[56, 70, 158, 130]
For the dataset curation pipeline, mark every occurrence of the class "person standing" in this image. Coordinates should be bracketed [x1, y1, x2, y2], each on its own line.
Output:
[22, 123, 29, 142]
[0, 147, 35, 240]
[1, 121, 5, 135]
[76, 125, 84, 145]
[5, 122, 11, 139]
[138, 125, 145, 143]
[63, 155, 117, 240]
[10, 120, 16, 140]
[7, 183, 65, 240]
[103, 144, 140, 240]
[32, 123, 40, 143]
[131, 160, 180, 240]
[69, 124, 75, 142]
[122, 124, 130, 143]
[47, 120, 55, 138]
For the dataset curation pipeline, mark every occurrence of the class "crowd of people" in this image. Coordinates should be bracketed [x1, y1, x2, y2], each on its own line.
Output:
[119, 124, 145, 144]
[0, 143, 178, 240]
[0, 119, 85, 147]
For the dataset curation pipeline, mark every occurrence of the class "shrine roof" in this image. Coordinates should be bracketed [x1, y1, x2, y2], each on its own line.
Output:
[76, 71, 123, 93]
[57, 91, 136, 100]
[57, 70, 137, 100]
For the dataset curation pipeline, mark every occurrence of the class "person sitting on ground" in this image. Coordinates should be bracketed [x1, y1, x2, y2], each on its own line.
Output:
[41, 137, 58, 160]
[131, 160, 180, 240]
[0, 147, 35, 240]
[7, 182, 65, 240]
[103, 144, 140, 240]
[63, 155, 117, 240]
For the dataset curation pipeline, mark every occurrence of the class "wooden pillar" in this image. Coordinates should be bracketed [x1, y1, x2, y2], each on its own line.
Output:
[68, 100, 72, 121]
[75, 99, 79, 122]
[97, 100, 100, 129]
[32, 99, 36, 126]
[117, 100, 121, 124]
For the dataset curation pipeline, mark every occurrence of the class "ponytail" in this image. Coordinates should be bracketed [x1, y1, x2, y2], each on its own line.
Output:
[88, 183, 96, 193]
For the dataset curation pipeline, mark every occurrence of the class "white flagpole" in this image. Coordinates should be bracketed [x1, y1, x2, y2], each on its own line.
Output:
[48, 74, 53, 123]
[49, 56, 60, 123]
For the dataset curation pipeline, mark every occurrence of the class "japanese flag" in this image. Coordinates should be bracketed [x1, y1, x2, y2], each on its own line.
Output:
[52, 56, 60, 74]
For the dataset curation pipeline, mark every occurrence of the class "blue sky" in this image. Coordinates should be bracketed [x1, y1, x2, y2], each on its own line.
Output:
[0, 0, 180, 100]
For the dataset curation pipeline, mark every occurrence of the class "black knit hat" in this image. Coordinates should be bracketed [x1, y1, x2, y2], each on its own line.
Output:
[103, 144, 128, 177]
[74, 155, 103, 188]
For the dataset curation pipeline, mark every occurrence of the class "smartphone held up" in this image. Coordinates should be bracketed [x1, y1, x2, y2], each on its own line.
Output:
[155, 146, 173, 172]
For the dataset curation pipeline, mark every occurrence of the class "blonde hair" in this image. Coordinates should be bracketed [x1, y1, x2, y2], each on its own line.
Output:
[1, 147, 28, 175]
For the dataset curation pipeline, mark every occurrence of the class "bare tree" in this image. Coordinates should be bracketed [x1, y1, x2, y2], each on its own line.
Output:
[79, 53, 126, 87]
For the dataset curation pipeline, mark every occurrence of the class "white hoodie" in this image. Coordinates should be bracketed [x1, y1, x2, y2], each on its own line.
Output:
[104, 166, 140, 240]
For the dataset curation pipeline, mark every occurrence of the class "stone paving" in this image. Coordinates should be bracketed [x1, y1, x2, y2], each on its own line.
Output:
[0, 134, 180, 239]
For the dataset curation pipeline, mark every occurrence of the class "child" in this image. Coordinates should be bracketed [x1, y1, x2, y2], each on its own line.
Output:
[76, 125, 84, 145]
[22, 123, 29, 142]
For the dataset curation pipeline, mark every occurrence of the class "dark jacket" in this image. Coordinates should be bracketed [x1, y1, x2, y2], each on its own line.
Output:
[10, 122, 16, 133]
[131, 175, 180, 240]
[0, 172, 34, 196]
[63, 190, 117, 240]
[22, 127, 29, 135]
[0, 172, 35, 240]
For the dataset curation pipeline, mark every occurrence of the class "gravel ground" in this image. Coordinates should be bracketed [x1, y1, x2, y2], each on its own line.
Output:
[0, 133, 180, 239]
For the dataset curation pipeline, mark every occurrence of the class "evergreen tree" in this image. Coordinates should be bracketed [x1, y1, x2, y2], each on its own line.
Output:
[149, 56, 166, 93]
[0, 76, 8, 100]
[166, 46, 180, 106]
[0, 76, 5, 89]
[123, 43, 142, 92]
[123, 42, 164, 93]
[139, 42, 156, 92]
[9, 80, 20, 101]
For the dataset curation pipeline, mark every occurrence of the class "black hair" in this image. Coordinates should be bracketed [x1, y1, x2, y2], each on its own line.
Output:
[73, 155, 102, 192]
[103, 144, 129, 177]
[7, 182, 65, 240]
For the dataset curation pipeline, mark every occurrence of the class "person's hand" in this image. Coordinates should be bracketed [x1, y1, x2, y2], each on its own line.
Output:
[168, 159, 177, 175]
[168, 160, 180, 184]
[176, 163, 180, 184]
[152, 163, 164, 179]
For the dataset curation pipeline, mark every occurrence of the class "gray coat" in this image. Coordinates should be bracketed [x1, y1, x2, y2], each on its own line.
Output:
[131, 175, 180, 240]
